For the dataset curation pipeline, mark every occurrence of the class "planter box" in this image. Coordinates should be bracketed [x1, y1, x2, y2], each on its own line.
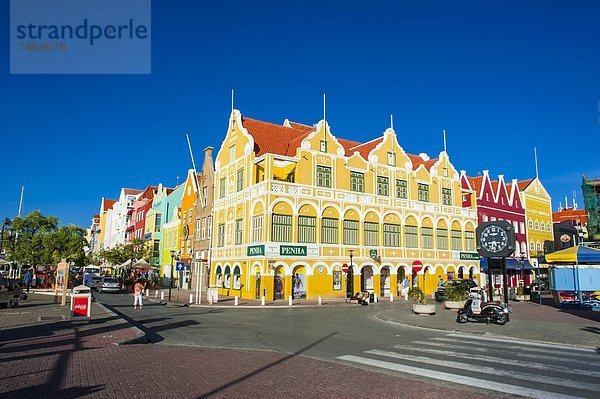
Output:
[444, 300, 466, 310]
[513, 294, 530, 302]
[412, 303, 436, 315]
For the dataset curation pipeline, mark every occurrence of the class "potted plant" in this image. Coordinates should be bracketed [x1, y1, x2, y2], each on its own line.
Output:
[444, 285, 467, 310]
[513, 286, 530, 302]
[408, 286, 436, 315]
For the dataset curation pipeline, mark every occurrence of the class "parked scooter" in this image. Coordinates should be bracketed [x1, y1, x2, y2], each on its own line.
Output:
[456, 289, 510, 325]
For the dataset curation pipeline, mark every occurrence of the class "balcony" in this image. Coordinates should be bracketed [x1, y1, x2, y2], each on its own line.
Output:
[213, 180, 476, 219]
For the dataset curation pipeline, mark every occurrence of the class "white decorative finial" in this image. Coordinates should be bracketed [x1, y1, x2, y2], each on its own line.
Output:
[534, 147, 539, 178]
[390, 114, 394, 130]
[443, 129, 447, 153]
[231, 88, 234, 112]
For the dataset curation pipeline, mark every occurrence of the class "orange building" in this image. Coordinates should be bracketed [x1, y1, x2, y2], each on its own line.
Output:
[178, 169, 201, 288]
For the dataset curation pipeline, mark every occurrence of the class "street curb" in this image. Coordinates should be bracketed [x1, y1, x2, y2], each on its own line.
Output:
[95, 301, 147, 345]
[374, 311, 598, 350]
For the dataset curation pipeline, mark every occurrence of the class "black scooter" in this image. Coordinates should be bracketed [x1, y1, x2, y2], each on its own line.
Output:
[456, 293, 510, 325]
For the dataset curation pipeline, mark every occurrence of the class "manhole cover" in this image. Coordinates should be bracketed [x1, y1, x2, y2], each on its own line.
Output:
[38, 316, 66, 322]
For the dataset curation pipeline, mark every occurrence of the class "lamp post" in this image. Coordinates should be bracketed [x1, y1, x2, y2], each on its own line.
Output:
[0, 218, 11, 255]
[348, 249, 354, 298]
[169, 250, 179, 301]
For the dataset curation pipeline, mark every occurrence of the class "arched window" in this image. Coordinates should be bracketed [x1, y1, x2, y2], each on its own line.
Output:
[521, 242, 527, 256]
[224, 265, 231, 288]
[540, 223, 545, 232]
[530, 241, 535, 252]
[233, 265, 241, 289]
[547, 222, 552, 232]
[528, 219, 533, 229]
[216, 265, 223, 287]
[536, 242, 542, 252]
[534, 220, 539, 230]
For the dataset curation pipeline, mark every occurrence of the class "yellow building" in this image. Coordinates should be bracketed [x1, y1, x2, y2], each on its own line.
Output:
[97, 198, 116, 253]
[518, 178, 554, 260]
[178, 169, 201, 288]
[159, 183, 185, 284]
[210, 110, 479, 300]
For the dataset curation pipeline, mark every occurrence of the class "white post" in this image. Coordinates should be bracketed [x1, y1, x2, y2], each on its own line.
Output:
[288, 295, 292, 306]
[374, 294, 378, 303]
[390, 293, 394, 302]
[318, 295, 322, 305]
[160, 291, 165, 301]
[261, 295, 266, 306]
[154, 290, 158, 298]
[234, 296, 239, 306]
[189, 294, 194, 304]
[145, 289, 149, 297]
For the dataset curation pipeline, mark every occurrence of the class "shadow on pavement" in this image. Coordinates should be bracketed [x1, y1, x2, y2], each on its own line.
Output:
[200, 331, 338, 398]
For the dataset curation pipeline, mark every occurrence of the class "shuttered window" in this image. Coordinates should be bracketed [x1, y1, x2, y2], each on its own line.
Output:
[377, 176, 389, 196]
[321, 218, 338, 244]
[451, 230, 462, 250]
[421, 227, 433, 249]
[343, 220, 359, 245]
[404, 225, 418, 248]
[364, 222, 379, 246]
[272, 214, 292, 242]
[350, 172, 365, 192]
[316, 165, 332, 188]
[383, 224, 400, 247]
[396, 179, 407, 199]
[298, 216, 316, 243]
[251, 216, 263, 243]
[436, 228, 448, 250]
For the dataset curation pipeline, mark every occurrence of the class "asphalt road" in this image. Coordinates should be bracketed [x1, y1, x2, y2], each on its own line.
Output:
[98, 292, 600, 399]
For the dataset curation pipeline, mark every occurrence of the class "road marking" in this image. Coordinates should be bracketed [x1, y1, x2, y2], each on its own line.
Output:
[446, 333, 596, 353]
[431, 337, 600, 359]
[366, 349, 600, 392]
[391, 344, 600, 377]
[337, 355, 585, 399]
[410, 340, 600, 367]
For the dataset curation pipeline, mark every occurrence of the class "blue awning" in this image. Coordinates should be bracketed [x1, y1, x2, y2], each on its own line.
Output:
[480, 258, 534, 272]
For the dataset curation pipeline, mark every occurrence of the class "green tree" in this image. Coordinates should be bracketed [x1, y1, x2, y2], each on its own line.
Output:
[101, 238, 152, 266]
[5, 210, 88, 268]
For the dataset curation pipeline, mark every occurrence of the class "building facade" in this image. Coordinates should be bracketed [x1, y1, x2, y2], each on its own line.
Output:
[144, 184, 174, 267]
[159, 183, 185, 284]
[210, 110, 479, 300]
[96, 198, 116, 253]
[518, 178, 554, 261]
[107, 188, 142, 249]
[178, 170, 201, 288]
[192, 147, 215, 301]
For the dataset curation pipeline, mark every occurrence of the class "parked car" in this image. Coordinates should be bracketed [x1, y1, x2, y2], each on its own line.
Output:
[99, 277, 120, 293]
[91, 276, 103, 291]
[435, 279, 477, 302]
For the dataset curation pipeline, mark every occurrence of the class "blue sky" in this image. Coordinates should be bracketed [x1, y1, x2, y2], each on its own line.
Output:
[1, 0, 599, 227]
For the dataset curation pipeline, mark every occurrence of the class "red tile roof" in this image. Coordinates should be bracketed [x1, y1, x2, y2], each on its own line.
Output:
[553, 208, 588, 224]
[517, 179, 534, 191]
[123, 188, 143, 195]
[467, 176, 484, 193]
[104, 199, 117, 211]
[408, 154, 439, 171]
[242, 117, 310, 157]
[350, 138, 383, 159]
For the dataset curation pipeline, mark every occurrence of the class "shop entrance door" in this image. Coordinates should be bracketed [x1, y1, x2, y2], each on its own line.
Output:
[346, 267, 354, 298]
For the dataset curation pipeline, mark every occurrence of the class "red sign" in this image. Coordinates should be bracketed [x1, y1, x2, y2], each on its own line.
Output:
[342, 263, 349, 273]
[411, 260, 423, 273]
[73, 297, 89, 317]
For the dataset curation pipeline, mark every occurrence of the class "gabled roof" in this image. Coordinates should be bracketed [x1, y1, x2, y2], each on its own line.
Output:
[407, 154, 438, 171]
[104, 199, 117, 211]
[350, 138, 383, 159]
[467, 176, 484, 193]
[139, 186, 158, 200]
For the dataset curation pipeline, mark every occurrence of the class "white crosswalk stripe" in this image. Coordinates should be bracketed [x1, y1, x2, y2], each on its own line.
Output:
[337, 355, 586, 399]
[430, 337, 600, 359]
[336, 334, 600, 399]
[410, 340, 600, 367]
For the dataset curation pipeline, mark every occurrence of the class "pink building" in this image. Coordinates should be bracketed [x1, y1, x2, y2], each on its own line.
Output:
[461, 170, 531, 287]
[127, 186, 158, 243]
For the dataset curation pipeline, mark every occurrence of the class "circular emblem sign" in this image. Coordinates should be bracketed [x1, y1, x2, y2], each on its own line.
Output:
[560, 234, 571, 243]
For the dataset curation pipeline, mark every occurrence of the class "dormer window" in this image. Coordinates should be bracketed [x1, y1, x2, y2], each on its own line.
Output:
[443, 168, 448, 177]
[320, 140, 327, 152]
[387, 152, 396, 166]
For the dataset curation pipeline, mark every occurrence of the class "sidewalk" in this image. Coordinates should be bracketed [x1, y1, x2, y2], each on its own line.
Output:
[377, 298, 600, 348]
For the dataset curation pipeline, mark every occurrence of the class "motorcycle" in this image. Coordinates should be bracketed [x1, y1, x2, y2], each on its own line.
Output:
[456, 291, 510, 325]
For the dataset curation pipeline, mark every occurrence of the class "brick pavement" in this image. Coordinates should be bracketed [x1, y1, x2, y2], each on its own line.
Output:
[0, 294, 510, 399]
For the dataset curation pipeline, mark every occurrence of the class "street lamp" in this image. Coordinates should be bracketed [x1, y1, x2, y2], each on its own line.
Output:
[348, 249, 354, 298]
[0, 218, 11, 255]
[169, 250, 179, 301]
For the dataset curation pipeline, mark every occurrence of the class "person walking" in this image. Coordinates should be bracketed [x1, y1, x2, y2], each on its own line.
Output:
[24, 270, 33, 293]
[402, 277, 410, 300]
[133, 280, 144, 310]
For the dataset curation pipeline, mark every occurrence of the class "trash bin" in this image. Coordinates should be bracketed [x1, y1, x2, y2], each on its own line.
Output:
[70, 284, 91, 320]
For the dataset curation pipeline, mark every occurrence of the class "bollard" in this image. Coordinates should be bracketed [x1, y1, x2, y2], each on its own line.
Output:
[288, 295, 292, 306]
[261, 295, 266, 306]
[189, 294, 194, 304]
[145, 288, 149, 297]
[390, 293, 394, 302]
[374, 294, 378, 303]
[318, 295, 322, 305]
[161, 291, 165, 301]
[154, 290, 158, 299]
[234, 296, 239, 306]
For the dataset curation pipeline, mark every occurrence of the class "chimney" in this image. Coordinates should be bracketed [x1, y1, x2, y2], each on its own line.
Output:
[204, 146, 213, 159]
